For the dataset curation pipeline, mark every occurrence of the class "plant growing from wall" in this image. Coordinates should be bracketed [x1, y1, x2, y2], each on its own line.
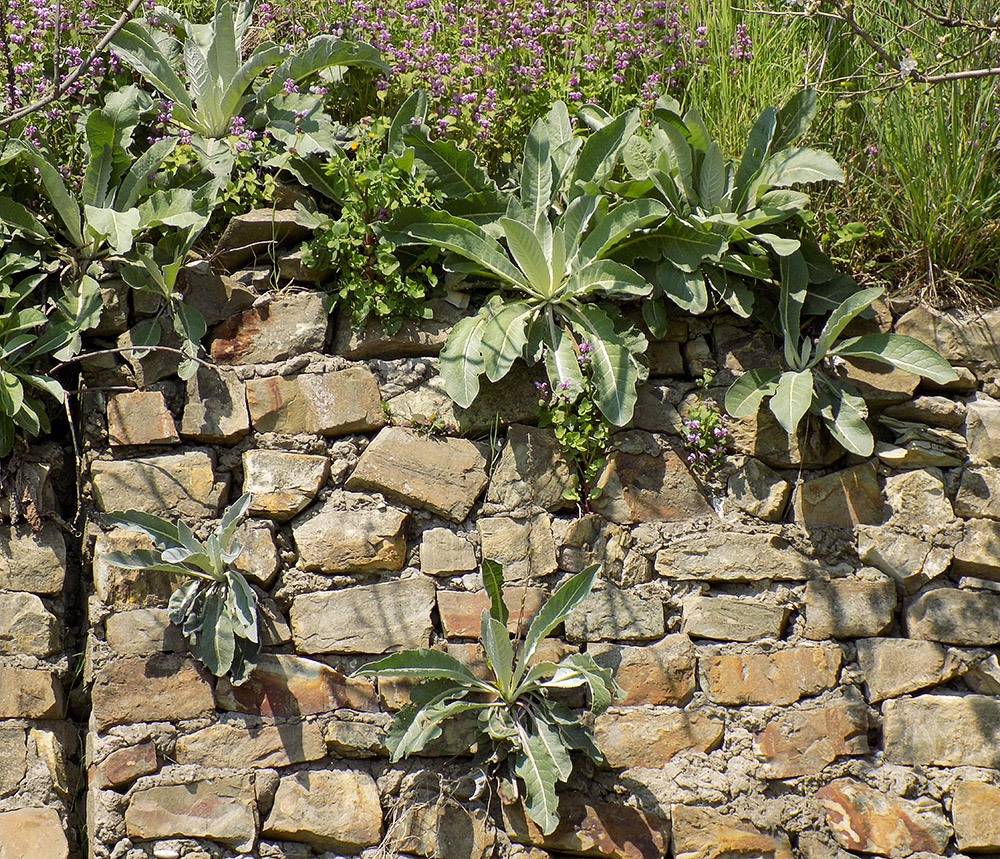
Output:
[682, 370, 730, 474]
[358, 560, 617, 835]
[101, 493, 262, 683]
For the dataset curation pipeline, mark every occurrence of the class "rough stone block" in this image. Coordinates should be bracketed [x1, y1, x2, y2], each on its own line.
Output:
[856, 526, 951, 593]
[727, 458, 792, 522]
[792, 461, 884, 529]
[817, 778, 952, 855]
[215, 653, 378, 716]
[478, 514, 558, 581]
[883, 466, 954, 530]
[391, 799, 495, 859]
[93, 530, 183, 609]
[883, 694, 1000, 767]
[632, 383, 684, 435]
[683, 596, 789, 642]
[699, 645, 841, 705]
[965, 392, 1000, 465]
[0, 522, 66, 593]
[855, 638, 960, 703]
[954, 518, 1000, 579]
[0, 666, 63, 718]
[176, 719, 326, 768]
[180, 365, 250, 443]
[333, 298, 461, 358]
[0, 725, 26, 797]
[323, 718, 388, 757]
[245, 367, 385, 436]
[117, 323, 180, 386]
[0, 592, 58, 656]
[125, 777, 257, 852]
[232, 520, 280, 586]
[730, 405, 841, 469]
[0, 808, 69, 859]
[753, 696, 868, 778]
[953, 782, 1000, 852]
[291, 499, 407, 574]
[178, 265, 255, 327]
[905, 588, 1000, 645]
[566, 588, 664, 642]
[437, 588, 546, 638]
[243, 449, 329, 521]
[213, 207, 311, 270]
[803, 578, 896, 639]
[884, 395, 966, 429]
[420, 528, 478, 576]
[210, 291, 329, 363]
[655, 532, 823, 582]
[671, 805, 792, 859]
[346, 426, 488, 522]
[290, 577, 436, 654]
[590, 635, 696, 706]
[262, 768, 383, 852]
[98, 741, 158, 787]
[894, 304, 1000, 369]
[104, 608, 185, 655]
[486, 425, 573, 512]
[107, 390, 179, 446]
[90, 655, 214, 731]
[90, 450, 228, 518]
[838, 357, 918, 406]
[956, 465, 1000, 519]
[594, 707, 724, 768]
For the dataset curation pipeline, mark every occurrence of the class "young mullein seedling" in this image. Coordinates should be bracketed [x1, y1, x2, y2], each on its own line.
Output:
[358, 561, 618, 835]
[101, 494, 262, 684]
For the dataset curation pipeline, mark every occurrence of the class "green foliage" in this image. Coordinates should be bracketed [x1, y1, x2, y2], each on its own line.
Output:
[536, 349, 612, 509]
[682, 371, 730, 475]
[101, 494, 262, 683]
[358, 561, 617, 835]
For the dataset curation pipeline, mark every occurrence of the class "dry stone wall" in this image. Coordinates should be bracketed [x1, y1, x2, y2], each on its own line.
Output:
[6, 210, 1000, 858]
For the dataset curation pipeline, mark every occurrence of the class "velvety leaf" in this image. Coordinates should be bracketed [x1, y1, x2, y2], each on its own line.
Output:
[832, 333, 959, 384]
[514, 732, 561, 835]
[403, 125, 496, 198]
[778, 252, 809, 368]
[773, 88, 819, 151]
[733, 106, 776, 209]
[725, 368, 781, 418]
[481, 611, 514, 696]
[769, 370, 814, 434]
[697, 140, 725, 209]
[482, 558, 508, 626]
[814, 286, 884, 361]
[358, 648, 484, 685]
[439, 310, 489, 408]
[521, 117, 553, 233]
[100, 510, 183, 549]
[572, 108, 639, 189]
[814, 377, 873, 456]
[480, 300, 536, 383]
[655, 262, 708, 314]
[568, 304, 644, 425]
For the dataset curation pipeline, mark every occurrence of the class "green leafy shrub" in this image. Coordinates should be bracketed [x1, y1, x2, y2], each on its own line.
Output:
[358, 561, 617, 835]
[101, 494, 263, 684]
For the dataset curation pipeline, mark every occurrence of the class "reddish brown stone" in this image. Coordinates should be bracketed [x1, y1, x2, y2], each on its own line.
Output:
[215, 653, 377, 717]
[0, 808, 69, 859]
[0, 666, 64, 719]
[671, 805, 793, 859]
[954, 782, 1000, 851]
[699, 646, 841, 706]
[817, 779, 952, 855]
[753, 699, 868, 778]
[590, 635, 696, 706]
[98, 741, 158, 787]
[793, 461, 885, 530]
[505, 793, 671, 859]
[107, 391, 179, 446]
[594, 707, 724, 768]
[209, 292, 328, 364]
[437, 588, 546, 639]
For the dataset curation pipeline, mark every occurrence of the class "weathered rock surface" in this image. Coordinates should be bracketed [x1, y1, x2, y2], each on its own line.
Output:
[90, 450, 228, 518]
[346, 426, 488, 521]
[671, 805, 792, 859]
[232, 520, 280, 586]
[333, 298, 462, 358]
[437, 588, 546, 638]
[730, 406, 842, 469]
[632, 383, 684, 434]
[655, 532, 823, 582]
[793, 461, 884, 529]
[884, 395, 966, 429]
[803, 578, 896, 639]
[727, 458, 792, 522]
[965, 392, 1000, 465]
[590, 635, 696, 706]
[883, 466, 954, 530]
[291, 499, 407, 573]
[486, 425, 573, 512]
[176, 719, 327, 768]
[0, 523, 66, 593]
[214, 207, 311, 269]
[262, 768, 383, 852]
[290, 577, 436, 653]
[855, 638, 960, 702]
[210, 291, 329, 363]
[683, 595, 788, 641]
[0, 808, 70, 859]
[180, 365, 250, 442]
[392, 799, 495, 859]
[566, 588, 665, 642]
[178, 265, 256, 326]
[954, 517, 1000, 579]
[894, 304, 1000, 369]
[953, 781, 1000, 852]
[98, 741, 158, 787]
[594, 707, 724, 768]
[0, 725, 26, 797]
[216, 653, 377, 716]
[856, 526, 951, 593]
[0, 666, 63, 718]
[699, 646, 841, 705]
[883, 694, 1000, 767]
[0, 591, 59, 656]
[478, 514, 558, 581]
[905, 588, 1000, 645]
[107, 390, 179, 446]
[90, 655, 214, 731]
[420, 528, 478, 576]
[753, 696, 868, 778]
[125, 777, 257, 852]
[837, 357, 919, 406]
[817, 778, 952, 856]
[93, 530, 182, 609]
[956, 465, 1000, 519]
[245, 367, 384, 436]
[243, 449, 329, 520]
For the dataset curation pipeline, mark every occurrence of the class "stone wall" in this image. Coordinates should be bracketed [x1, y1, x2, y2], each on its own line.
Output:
[6, 211, 1000, 859]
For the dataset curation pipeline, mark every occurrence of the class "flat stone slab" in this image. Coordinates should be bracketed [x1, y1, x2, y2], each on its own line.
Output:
[243, 449, 329, 521]
[883, 694, 1000, 767]
[699, 645, 841, 705]
[905, 588, 1000, 645]
[90, 450, 228, 518]
[107, 390, 179, 446]
[856, 526, 951, 593]
[486, 424, 573, 512]
[965, 392, 1000, 465]
[855, 638, 960, 703]
[884, 466, 954, 530]
[420, 528, 478, 576]
[210, 291, 329, 364]
[0, 725, 26, 797]
[245, 367, 384, 436]
[792, 461, 885, 529]
[954, 782, 1000, 851]
[566, 588, 665, 642]
[594, 707, 724, 768]
[0, 666, 63, 719]
[655, 532, 823, 582]
[214, 207, 311, 270]
[803, 578, 896, 639]
[895, 304, 1000, 369]
[290, 577, 436, 654]
[0, 808, 70, 859]
[346, 426, 488, 522]
[0, 592, 59, 656]
[683, 595, 788, 642]
[956, 465, 1000, 519]
[98, 742, 158, 788]
[590, 635, 696, 706]
[176, 719, 327, 769]
[671, 805, 792, 859]
[291, 499, 407, 574]
[954, 518, 1000, 579]
[478, 514, 558, 581]
[437, 587, 546, 638]
[180, 365, 250, 443]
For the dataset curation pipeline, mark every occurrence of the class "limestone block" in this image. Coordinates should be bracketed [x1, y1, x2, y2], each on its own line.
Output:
[954, 518, 1000, 579]
[671, 805, 792, 859]
[0, 666, 63, 718]
[486, 425, 573, 512]
[883, 466, 954, 530]
[953, 782, 1000, 852]
[792, 461, 884, 529]
[0, 592, 59, 656]
[729, 406, 841, 469]
[631, 383, 684, 434]
[420, 528, 477, 576]
[856, 526, 951, 593]
[855, 638, 960, 702]
[107, 390, 179, 446]
[104, 608, 184, 655]
[817, 779, 952, 855]
[883, 694, 1000, 767]
[0, 808, 69, 859]
[965, 392, 1000, 465]
[291, 498, 407, 574]
[215, 653, 378, 717]
[905, 588, 1000, 645]
[391, 800, 495, 859]
[213, 207, 311, 270]
[803, 578, 896, 639]
[727, 458, 792, 522]
[232, 520, 280, 586]
[93, 530, 184, 609]
[245, 367, 384, 436]
[699, 645, 841, 705]
[180, 365, 250, 443]
[956, 465, 1000, 519]
[176, 719, 326, 768]
[209, 291, 329, 363]
[594, 707, 724, 768]
[478, 514, 557, 581]
[683, 595, 789, 642]
[90, 450, 228, 518]
[655, 532, 823, 582]
[125, 777, 257, 853]
[243, 449, 329, 521]
[837, 357, 918, 406]
[566, 588, 664, 642]
[0, 522, 66, 593]
[117, 323, 180, 386]
[884, 395, 966, 429]
[262, 768, 383, 852]
[346, 426, 488, 522]
[290, 577, 436, 654]
[178, 265, 255, 326]
[323, 718, 388, 757]
[590, 635, 696, 706]
[437, 588, 545, 638]
[0, 725, 26, 797]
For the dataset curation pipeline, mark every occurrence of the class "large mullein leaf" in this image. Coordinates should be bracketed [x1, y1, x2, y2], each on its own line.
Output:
[725, 368, 781, 418]
[813, 287, 884, 361]
[574, 198, 667, 267]
[84, 206, 142, 254]
[733, 106, 776, 210]
[540, 316, 584, 400]
[439, 310, 489, 408]
[358, 648, 484, 685]
[571, 108, 639, 191]
[482, 559, 508, 625]
[521, 118, 552, 234]
[100, 510, 184, 550]
[642, 216, 727, 272]
[111, 22, 195, 114]
[258, 36, 387, 104]
[500, 218, 550, 295]
[772, 88, 819, 151]
[564, 259, 650, 299]
[655, 263, 708, 315]
[481, 611, 514, 697]
[480, 300, 536, 383]
[386, 692, 479, 760]
[191, 588, 236, 676]
[402, 126, 496, 198]
[21, 152, 83, 247]
[388, 90, 428, 156]
[755, 147, 844, 194]
[545, 652, 618, 714]
[215, 43, 286, 137]
[769, 370, 815, 435]
[219, 493, 251, 549]
[814, 376, 873, 456]
[117, 138, 178, 211]
[778, 251, 809, 369]
[224, 570, 259, 642]
[697, 141, 726, 210]
[832, 334, 959, 384]
[513, 731, 562, 835]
